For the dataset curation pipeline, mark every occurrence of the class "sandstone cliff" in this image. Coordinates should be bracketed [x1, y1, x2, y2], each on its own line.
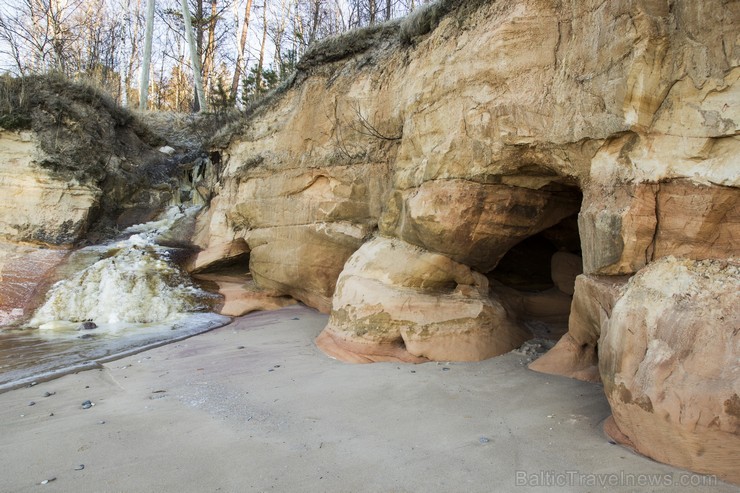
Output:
[188, 0, 738, 482]
[0, 0, 737, 483]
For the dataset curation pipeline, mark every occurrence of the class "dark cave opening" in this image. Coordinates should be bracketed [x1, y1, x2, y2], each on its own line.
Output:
[489, 213, 581, 293]
[489, 206, 583, 341]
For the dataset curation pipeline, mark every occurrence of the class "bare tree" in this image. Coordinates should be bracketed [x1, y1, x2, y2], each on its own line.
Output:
[122, 0, 144, 106]
[253, 0, 269, 94]
[0, 0, 416, 111]
[230, 0, 253, 101]
[181, 0, 207, 111]
[140, 0, 155, 109]
[201, 0, 217, 97]
[0, 0, 81, 74]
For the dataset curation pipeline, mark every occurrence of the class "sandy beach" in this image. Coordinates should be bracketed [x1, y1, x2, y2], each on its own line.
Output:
[0, 305, 733, 492]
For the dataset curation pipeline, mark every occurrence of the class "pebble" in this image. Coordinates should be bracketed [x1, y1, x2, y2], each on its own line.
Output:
[28, 401, 36, 406]
[98, 421, 106, 425]
[40, 478, 56, 484]
[74, 464, 85, 471]
[77, 321, 97, 331]
[81, 400, 94, 409]
[479, 437, 490, 443]
[49, 413, 54, 417]
[237, 346, 245, 349]
[291, 317, 300, 320]
[78, 334, 95, 339]
[442, 367, 450, 372]
[29, 381, 38, 387]
[43, 391, 56, 397]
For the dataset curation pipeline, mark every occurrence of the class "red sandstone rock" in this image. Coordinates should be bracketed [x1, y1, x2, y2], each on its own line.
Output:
[550, 252, 583, 295]
[599, 258, 740, 484]
[529, 275, 627, 383]
[192, 271, 296, 317]
[0, 243, 69, 327]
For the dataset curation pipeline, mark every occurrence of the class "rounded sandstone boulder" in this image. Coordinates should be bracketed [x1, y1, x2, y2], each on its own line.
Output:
[317, 237, 529, 363]
[599, 257, 740, 484]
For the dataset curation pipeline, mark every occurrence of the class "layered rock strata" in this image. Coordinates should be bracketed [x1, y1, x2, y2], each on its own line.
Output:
[189, 0, 738, 481]
[0, 0, 737, 482]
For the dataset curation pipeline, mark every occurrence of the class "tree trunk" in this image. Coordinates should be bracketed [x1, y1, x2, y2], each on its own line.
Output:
[309, 0, 320, 44]
[272, 0, 288, 78]
[255, 0, 267, 95]
[123, 0, 142, 107]
[139, 0, 155, 110]
[181, 0, 207, 111]
[368, 0, 376, 26]
[194, 0, 204, 110]
[201, 0, 218, 99]
[230, 0, 253, 102]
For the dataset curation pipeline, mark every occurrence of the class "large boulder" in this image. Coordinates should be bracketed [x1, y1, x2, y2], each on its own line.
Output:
[317, 237, 529, 362]
[599, 257, 740, 484]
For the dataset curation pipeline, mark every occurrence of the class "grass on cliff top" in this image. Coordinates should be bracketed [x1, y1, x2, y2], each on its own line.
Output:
[0, 73, 167, 182]
[0, 73, 242, 174]
[298, 0, 491, 67]
[0, 72, 133, 131]
[243, 0, 492, 120]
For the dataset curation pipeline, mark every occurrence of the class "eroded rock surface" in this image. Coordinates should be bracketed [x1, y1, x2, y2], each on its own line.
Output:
[318, 237, 529, 362]
[528, 274, 627, 383]
[190, 0, 737, 481]
[599, 258, 740, 484]
[0, 132, 101, 246]
[1, 0, 737, 482]
[192, 271, 297, 317]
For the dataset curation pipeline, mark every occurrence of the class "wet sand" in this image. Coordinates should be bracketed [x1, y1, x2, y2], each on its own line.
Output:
[0, 305, 732, 492]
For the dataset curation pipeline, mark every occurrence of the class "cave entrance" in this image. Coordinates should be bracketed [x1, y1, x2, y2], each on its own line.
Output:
[186, 238, 252, 310]
[488, 194, 583, 342]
